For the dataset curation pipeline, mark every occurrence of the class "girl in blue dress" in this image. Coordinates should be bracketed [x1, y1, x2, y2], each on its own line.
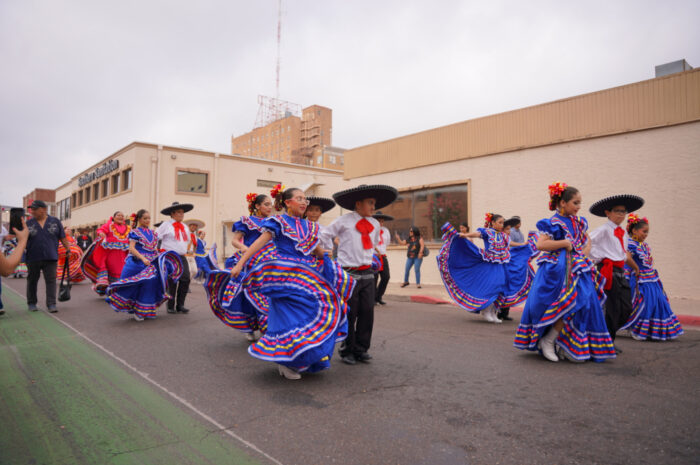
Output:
[437, 213, 535, 323]
[205, 192, 275, 341]
[514, 183, 616, 363]
[230, 187, 354, 380]
[106, 210, 183, 321]
[621, 214, 683, 341]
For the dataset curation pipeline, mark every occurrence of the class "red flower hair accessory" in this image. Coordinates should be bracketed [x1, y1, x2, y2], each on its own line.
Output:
[129, 212, 137, 223]
[548, 182, 567, 198]
[246, 192, 258, 214]
[627, 213, 649, 234]
[270, 183, 285, 199]
[484, 212, 493, 228]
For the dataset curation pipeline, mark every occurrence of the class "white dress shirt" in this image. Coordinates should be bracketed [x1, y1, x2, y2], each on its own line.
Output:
[589, 219, 628, 264]
[376, 226, 390, 255]
[320, 212, 380, 267]
[156, 219, 190, 255]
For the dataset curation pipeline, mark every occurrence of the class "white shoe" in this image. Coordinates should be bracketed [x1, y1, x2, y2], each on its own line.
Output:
[133, 313, 144, 321]
[539, 329, 559, 362]
[245, 332, 257, 342]
[277, 364, 301, 380]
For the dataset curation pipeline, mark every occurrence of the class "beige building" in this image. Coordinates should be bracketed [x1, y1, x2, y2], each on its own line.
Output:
[231, 104, 343, 169]
[55, 142, 350, 261]
[344, 68, 700, 299]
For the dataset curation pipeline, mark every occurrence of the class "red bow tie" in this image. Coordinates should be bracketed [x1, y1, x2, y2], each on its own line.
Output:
[173, 222, 187, 241]
[356, 218, 375, 250]
[379, 229, 384, 246]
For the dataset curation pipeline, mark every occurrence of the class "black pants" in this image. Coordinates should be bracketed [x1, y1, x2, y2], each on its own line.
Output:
[341, 271, 375, 357]
[601, 267, 633, 341]
[374, 255, 390, 302]
[26, 260, 58, 307]
[168, 255, 190, 309]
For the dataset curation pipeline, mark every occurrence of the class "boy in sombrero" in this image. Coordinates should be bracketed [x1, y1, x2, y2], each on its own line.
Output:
[156, 202, 195, 314]
[589, 194, 643, 349]
[321, 185, 398, 365]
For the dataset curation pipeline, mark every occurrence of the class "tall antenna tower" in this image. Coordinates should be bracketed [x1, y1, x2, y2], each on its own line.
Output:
[275, 0, 282, 101]
[253, 0, 301, 129]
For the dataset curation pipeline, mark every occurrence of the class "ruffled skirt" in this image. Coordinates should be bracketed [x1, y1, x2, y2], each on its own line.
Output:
[243, 253, 354, 373]
[105, 252, 183, 318]
[437, 223, 533, 312]
[81, 241, 128, 295]
[514, 252, 616, 362]
[204, 246, 275, 334]
[621, 275, 683, 341]
[58, 244, 85, 283]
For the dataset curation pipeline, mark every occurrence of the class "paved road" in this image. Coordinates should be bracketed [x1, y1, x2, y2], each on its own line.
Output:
[3, 277, 699, 465]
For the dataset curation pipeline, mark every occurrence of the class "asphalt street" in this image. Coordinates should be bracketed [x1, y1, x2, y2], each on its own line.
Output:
[3, 277, 699, 465]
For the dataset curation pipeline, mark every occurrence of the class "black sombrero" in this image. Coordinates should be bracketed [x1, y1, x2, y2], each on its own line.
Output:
[333, 184, 398, 211]
[160, 201, 194, 216]
[306, 196, 336, 213]
[504, 216, 521, 228]
[589, 195, 644, 217]
[373, 211, 394, 221]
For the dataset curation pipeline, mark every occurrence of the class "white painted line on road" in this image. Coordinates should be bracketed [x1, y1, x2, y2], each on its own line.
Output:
[4, 285, 284, 465]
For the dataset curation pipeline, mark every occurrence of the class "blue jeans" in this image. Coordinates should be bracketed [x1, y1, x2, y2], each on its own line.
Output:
[403, 257, 423, 284]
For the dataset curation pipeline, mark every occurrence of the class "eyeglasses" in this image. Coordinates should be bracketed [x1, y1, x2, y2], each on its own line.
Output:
[611, 208, 627, 214]
[292, 197, 310, 204]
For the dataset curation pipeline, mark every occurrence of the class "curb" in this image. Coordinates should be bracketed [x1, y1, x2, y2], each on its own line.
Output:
[388, 293, 700, 328]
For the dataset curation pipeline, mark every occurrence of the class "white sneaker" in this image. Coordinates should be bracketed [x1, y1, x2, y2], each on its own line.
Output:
[245, 332, 257, 342]
[133, 314, 144, 322]
[539, 329, 559, 362]
[277, 364, 301, 380]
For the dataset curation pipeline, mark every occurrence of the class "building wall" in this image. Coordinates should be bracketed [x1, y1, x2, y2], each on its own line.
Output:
[343, 68, 700, 179]
[349, 122, 700, 299]
[57, 142, 351, 263]
[231, 104, 339, 168]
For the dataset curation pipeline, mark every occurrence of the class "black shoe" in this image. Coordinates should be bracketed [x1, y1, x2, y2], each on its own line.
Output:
[501, 315, 513, 321]
[376, 300, 386, 306]
[356, 353, 372, 363]
[614, 345, 623, 354]
[167, 307, 177, 314]
[48, 306, 58, 313]
[341, 354, 357, 365]
[176, 307, 190, 314]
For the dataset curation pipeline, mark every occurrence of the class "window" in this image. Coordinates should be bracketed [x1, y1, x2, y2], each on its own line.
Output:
[329, 155, 336, 164]
[177, 170, 208, 194]
[122, 169, 132, 190]
[84, 186, 91, 204]
[256, 179, 281, 188]
[57, 198, 70, 220]
[102, 179, 109, 198]
[381, 183, 469, 243]
[93, 183, 99, 201]
[77, 191, 83, 206]
[71, 193, 77, 208]
[111, 173, 120, 194]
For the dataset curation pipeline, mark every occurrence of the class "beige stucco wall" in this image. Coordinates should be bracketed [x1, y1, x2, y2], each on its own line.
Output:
[56, 142, 351, 263]
[350, 121, 700, 299]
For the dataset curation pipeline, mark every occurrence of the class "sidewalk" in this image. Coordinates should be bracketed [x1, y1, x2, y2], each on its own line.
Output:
[0, 284, 264, 465]
[383, 282, 700, 327]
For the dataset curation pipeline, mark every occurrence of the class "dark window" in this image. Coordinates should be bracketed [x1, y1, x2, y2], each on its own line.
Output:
[177, 171, 208, 194]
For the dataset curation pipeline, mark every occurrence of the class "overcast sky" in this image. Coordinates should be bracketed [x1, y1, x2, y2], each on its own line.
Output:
[1, 0, 698, 207]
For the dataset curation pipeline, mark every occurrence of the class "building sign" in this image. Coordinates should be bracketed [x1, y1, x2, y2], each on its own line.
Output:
[79, 159, 119, 187]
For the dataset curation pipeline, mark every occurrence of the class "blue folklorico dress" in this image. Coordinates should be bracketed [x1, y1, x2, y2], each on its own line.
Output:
[193, 237, 218, 280]
[436, 223, 535, 312]
[204, 216, 276, 334]
[240, 214, 355, 373]
[514, 214, 616, 362]
[105, 227, 183, 319]
[620, 239, 683, 340]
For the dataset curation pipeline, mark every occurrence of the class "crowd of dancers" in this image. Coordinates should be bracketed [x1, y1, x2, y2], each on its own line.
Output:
[1, 181, 683, 377]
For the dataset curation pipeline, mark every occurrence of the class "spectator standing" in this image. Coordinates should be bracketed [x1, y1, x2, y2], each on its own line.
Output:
[25, 200, 71, 312]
